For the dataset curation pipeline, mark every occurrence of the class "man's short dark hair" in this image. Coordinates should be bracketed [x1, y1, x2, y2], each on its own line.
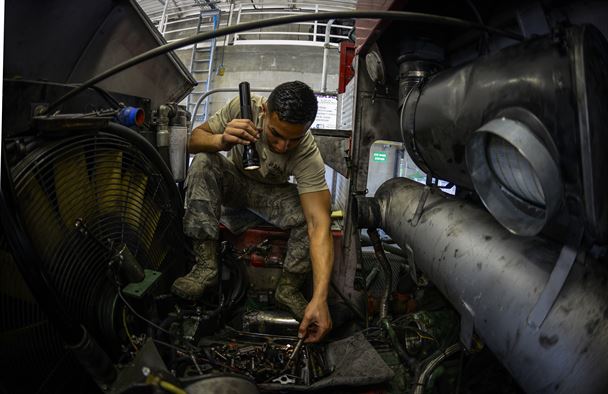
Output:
[267, 81, 318, 125]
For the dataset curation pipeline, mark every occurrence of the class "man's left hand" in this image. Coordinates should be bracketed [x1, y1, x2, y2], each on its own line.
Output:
[298, 298, 332, 343]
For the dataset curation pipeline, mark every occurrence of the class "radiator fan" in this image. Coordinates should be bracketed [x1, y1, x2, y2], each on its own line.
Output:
[0, 129, 185, 393]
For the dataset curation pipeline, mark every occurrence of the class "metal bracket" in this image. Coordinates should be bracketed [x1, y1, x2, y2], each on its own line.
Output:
[404, 244, 427, 287]
[412, 186, 430, 226]
[272, 374, 296, 385]
[460, 301, 476, 350]
[123, 270, 162, 299]
[527, 226, 584, 329]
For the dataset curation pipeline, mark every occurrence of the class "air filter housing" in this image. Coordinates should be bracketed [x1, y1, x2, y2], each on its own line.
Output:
[401, 25, 608, 241]
[467, 115, 562, 236]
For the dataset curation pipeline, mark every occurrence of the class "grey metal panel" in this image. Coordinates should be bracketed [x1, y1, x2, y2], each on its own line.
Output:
[5, 0, 114, 82]
[341, 52, 401, 300]
[5, 0, 196, 108]
[375, 177, 608, 394]
[313, 135, 349, 177]
[68, 0, 196, 107]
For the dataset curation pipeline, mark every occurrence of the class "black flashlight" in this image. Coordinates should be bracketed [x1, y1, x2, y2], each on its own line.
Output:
[239, 81, 260, 170]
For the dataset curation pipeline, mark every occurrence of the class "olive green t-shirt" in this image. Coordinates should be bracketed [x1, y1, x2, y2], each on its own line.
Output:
[206, 95, 328, 195]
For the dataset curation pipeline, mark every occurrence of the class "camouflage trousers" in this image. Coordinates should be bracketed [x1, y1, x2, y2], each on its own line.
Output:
[183, 152, 311, 274]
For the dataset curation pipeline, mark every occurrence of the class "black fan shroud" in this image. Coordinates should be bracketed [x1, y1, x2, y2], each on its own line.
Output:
[0, 131, 185, 393]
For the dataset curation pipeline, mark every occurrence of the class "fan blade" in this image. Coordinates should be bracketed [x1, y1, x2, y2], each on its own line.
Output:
[148, 237, 169, 270]
[95, 150, 124, 217]
[140, 198, 161, 254]
[19, 176, 65, 256]
[54, 151, 95, 227]
[121, 169, 148, 232]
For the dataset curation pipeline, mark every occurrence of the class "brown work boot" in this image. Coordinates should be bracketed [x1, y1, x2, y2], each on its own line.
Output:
[171, 240, 218, 300]
[274, 271, 308, 321]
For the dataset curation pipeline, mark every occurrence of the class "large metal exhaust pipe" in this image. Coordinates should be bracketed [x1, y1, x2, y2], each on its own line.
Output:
[371, 178, 608, 393]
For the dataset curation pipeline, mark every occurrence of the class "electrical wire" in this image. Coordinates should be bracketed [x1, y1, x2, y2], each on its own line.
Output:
[153, 339, 192, 354]
[44, 10, 524, 114]
[117, 286, 173, 336]
[123, 306, 139, 351]
[413, 343, 462, 394]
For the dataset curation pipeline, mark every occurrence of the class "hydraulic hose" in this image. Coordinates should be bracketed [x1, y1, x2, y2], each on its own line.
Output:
[367, 228, 392, 320]
[413, 343, 461, 394]
[360, 232, 406, 257]
[367, 227, 416, 368]
[45, 10, 524, 114]
[380, 318, 417, 369]
[222, 250, 248, 309]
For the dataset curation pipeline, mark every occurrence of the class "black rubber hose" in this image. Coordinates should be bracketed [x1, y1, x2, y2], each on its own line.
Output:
[103, 122, 184, 218]
[227, 258, 248, 308]
[203, 249, 225, 320]
[0, 142, 117, 386]
[360, 232, 406, 258]
[367, 228, 393, 320]
[381, 318, 417, 368]
[222, 259, 242, 311]
[219, 246, 249, 311]
[44, 10, 524, 114]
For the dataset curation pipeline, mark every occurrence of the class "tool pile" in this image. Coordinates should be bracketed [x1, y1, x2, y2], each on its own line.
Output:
[204, 340, 334, 386]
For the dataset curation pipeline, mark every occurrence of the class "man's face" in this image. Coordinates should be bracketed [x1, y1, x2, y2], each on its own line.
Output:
[263, 106, 310, 154]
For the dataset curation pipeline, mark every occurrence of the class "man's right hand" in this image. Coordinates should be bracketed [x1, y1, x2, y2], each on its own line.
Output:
[219, 118, 260, 150]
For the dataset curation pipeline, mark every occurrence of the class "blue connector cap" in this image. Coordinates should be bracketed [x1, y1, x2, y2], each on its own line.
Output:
[115, 107, 145, 127]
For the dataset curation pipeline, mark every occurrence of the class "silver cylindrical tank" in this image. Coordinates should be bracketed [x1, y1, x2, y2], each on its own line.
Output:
[374, 178, 608, 393]
[169, 125, 188, 182]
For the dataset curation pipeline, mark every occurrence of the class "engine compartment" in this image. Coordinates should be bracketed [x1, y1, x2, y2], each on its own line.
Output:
[2, 1, 608, 393]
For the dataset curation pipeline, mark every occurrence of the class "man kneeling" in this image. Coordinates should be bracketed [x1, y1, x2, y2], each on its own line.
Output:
[172, 81, 333, 343]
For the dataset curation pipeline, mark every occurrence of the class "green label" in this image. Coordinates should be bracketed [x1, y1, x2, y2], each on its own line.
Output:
[372, 152, 387, 162]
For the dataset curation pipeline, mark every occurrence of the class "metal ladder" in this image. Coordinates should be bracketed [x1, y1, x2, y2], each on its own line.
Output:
[187, 10, 220, 123]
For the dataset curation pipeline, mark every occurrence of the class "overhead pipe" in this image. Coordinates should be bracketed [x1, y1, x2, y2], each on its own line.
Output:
[368, 177, 608, 394]
[190, 87, 273, 124]
[190, 87, 338, 125]
[45, 10, 524, 114]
